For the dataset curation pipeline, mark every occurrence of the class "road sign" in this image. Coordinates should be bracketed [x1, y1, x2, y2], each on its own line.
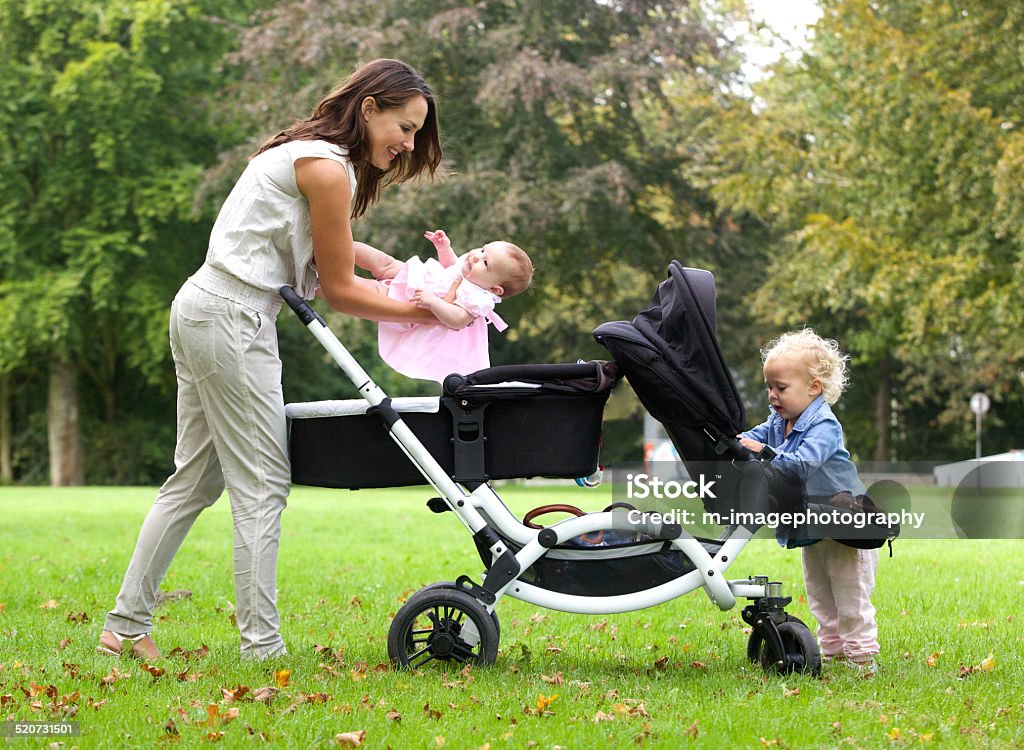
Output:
[970, 392, 990, 415]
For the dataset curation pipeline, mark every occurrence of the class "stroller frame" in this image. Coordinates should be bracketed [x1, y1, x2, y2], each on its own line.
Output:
[280, 285, 819, 675]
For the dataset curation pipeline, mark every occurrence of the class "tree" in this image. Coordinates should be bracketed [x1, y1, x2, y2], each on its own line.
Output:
[701, 0, 1024, 460]
[211, 0, 753, 463]
[0, 1, 253, 483]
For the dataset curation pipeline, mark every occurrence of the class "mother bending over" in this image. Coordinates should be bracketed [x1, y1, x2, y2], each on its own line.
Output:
[98, 59, 443, 661]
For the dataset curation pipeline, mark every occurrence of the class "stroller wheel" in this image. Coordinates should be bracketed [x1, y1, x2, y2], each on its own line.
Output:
[412, 582, 500, 638]
[388, 586, 499, 669]
[749, 620, 821, 676]
[745, 614, 806, 664]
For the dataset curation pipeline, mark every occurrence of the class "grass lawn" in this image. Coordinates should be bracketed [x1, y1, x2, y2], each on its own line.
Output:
[1, 484, 1022, 749]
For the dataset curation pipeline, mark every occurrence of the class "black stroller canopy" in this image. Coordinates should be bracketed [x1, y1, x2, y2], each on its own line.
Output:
[594, 262, 745, 462]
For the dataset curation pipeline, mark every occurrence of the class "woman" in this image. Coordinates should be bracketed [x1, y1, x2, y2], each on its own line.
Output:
[98, 59, 443, 661]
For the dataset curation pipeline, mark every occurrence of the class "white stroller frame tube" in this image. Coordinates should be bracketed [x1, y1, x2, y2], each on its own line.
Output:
[279, 288, 509, 561]
[280, 287, 779, 616]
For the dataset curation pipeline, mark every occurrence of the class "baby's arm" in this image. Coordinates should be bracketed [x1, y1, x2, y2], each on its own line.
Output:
[354, 241, 404, 280]
[424, 230, 457, 268]
[410, 288, 474, 329]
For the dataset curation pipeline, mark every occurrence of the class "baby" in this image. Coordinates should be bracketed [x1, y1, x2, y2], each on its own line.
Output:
[355, 230, 533, 382]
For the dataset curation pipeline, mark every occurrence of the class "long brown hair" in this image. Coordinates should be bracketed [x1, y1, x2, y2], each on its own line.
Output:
[253, 59, 442, 218]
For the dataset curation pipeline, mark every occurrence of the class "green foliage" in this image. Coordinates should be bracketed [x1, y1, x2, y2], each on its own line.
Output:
[704, 0, 1024, 459]
[0, 0, 260, 481]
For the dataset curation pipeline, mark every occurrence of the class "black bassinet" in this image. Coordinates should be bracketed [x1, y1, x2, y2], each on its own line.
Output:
[288, 361, 618, 490]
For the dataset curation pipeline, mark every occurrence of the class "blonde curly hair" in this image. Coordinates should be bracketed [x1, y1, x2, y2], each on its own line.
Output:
[761, 328, 850, 404]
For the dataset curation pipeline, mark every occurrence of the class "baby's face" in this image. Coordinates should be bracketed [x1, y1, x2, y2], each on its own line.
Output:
[459, 242, 514, 295]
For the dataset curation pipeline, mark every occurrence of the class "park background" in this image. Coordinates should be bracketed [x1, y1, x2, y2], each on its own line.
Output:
[2, 4, 1024, 748]
[1, 0, 1022, 485]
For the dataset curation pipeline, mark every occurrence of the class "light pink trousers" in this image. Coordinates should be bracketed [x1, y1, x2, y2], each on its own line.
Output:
[105, 278, 289, 659]
[801, 539, 879, 659]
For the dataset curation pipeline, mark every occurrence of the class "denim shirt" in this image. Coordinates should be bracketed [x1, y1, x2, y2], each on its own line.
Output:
[742, 395, 865, 499]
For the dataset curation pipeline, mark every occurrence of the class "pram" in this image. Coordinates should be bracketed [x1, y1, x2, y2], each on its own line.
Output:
[281, 261, 822, 675]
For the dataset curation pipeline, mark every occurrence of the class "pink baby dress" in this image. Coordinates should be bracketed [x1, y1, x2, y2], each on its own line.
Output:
[378, 256, 507, 382]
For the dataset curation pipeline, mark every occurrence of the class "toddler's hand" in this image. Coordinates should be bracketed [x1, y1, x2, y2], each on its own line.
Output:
[738, 436, 763, 453]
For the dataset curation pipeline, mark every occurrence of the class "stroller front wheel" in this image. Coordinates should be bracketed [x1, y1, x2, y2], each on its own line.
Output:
[749, 619, 821, 676]
[388, 586, 500, 669]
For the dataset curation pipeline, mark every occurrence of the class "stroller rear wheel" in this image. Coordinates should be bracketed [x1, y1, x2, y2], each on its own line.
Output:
[388, 586, 499, 669]
[749, 619, 821, 676]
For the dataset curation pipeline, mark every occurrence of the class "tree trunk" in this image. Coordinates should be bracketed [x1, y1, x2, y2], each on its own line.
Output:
[872, 357, 890, 463]
[48, 352, 83, 486]
[0, 373, 11, 482]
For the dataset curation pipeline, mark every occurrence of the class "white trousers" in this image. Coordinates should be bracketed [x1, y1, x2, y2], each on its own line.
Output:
[801, 539, 879, 659]
[105, 280, 290, 659]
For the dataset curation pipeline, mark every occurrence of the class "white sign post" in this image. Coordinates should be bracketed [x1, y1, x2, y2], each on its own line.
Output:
[969, 392, 990, 460]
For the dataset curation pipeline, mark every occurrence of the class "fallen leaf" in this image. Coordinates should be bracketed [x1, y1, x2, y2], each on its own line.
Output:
[385, 710, 401, 722]
[222, 686, 250, 702]
[541, 672, 564, 685]
[686, 720, 699, 738]
[252, 686, 278, 703]
[39, 600, 59, 609]
[653, 656, 669, 670]
[594, 711, 614, 723]
[66, 611, 89, 623]
[335, 730, 366, 746]
[274, 669, 291, 688]
[535, 693, 558, 715]
[167, 645, 209, 661]
[423, 703, 441, 720]
[141, 663, 165, 680]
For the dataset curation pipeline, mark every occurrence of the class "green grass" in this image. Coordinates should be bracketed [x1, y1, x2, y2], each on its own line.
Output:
[1, 485, 1022, 749]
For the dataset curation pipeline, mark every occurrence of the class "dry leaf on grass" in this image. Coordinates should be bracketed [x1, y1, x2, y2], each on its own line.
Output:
[335, 729, 366, 746]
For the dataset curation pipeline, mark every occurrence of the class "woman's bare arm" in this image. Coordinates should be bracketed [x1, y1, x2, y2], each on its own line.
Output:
[296, 157, 434, 323]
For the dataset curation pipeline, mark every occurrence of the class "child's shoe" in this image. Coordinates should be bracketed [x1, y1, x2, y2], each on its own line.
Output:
[843, 654, 879, 674]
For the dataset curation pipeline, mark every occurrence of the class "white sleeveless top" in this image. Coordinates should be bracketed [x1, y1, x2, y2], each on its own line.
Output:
[204, 139, 357, 299]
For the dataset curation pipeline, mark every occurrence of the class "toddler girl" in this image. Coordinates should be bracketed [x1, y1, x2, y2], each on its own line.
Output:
[355, 230, 533, 382]
[738, 328, 879, 672]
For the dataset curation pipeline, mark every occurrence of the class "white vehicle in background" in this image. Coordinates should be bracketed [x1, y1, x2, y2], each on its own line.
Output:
[643, 413, 689, 482]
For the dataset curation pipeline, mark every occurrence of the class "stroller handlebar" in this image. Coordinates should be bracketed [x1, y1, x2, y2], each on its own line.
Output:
[279, 286, 325, 326]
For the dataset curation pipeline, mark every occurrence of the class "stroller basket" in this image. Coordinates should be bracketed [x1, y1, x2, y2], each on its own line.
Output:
[287, 362, 618, 489]
[474, 529, 724, 597]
